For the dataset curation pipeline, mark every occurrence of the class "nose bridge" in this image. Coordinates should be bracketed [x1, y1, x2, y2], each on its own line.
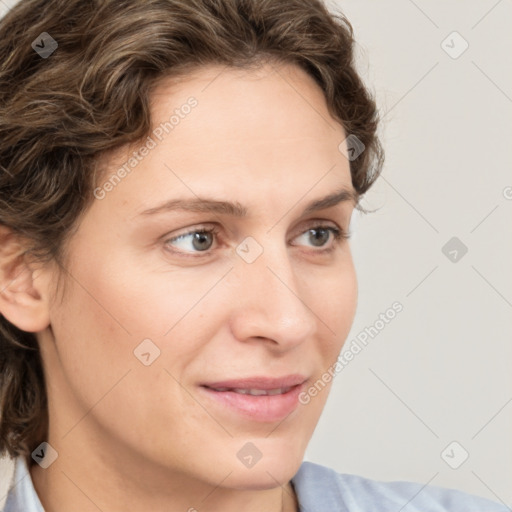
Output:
[230, 238, 318, 344]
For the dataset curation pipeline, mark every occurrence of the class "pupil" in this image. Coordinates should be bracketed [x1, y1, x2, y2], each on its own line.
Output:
[193, 232, 213, 251]
[310, 228, 329, 247]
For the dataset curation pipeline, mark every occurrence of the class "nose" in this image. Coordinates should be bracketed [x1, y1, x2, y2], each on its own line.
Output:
[228, 240, 320, 351]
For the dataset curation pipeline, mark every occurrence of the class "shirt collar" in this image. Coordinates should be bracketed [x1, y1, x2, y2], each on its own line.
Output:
[4, 457, 44, 512]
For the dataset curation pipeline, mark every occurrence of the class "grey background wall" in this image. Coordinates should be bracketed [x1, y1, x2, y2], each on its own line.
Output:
[306, 0, 512, 505]
[1, 0, 511, 507]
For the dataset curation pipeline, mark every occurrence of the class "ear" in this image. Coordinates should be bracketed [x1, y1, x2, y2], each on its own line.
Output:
[0, 225, 51, 332]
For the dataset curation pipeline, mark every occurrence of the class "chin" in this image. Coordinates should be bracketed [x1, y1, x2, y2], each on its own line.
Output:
[226, 465, 300, 491]
[222, 447, 305, 490]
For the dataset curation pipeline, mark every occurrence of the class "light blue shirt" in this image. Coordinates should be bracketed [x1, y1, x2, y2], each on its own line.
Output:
[2, 456, 508, 511]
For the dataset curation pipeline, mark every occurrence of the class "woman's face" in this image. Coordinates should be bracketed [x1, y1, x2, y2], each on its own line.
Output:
[38, 62, 358, 490]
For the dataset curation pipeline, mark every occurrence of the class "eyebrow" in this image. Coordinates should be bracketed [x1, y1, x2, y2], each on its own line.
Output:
[139, 187, 358, 218]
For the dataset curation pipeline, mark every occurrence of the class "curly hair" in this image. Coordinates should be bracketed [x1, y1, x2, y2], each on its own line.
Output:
[0, 0, 384, 458]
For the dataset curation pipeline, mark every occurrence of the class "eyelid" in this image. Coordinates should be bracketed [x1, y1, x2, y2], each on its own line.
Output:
[164, 223, 219, 243]
[294, 218, 343, 236]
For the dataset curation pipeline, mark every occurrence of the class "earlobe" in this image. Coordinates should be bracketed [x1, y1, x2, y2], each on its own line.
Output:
[0, 225, 51, 333]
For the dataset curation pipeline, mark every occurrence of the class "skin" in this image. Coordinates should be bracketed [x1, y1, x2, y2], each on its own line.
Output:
[0, 62, 358, 512]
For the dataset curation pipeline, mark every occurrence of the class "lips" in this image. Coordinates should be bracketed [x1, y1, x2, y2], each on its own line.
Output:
[208, 386, 293, 396]
[201, 374, 307, 391]
[199, 374, 307, 422]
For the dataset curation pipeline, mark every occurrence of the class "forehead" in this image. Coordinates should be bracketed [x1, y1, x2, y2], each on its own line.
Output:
[148, 61, 344, 146]
[92, 62, 353, 221]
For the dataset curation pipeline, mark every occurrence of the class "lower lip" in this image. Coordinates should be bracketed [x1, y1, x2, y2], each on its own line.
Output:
[199, 384, 304, 422]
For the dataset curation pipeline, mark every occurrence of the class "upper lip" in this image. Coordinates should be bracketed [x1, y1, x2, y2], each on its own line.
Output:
[201, 374, 307, 390]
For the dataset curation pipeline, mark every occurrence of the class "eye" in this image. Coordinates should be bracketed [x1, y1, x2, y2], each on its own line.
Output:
[163, 223, 350, 258]
[165, 227, 218, 254]
[292, 224, 349, 251]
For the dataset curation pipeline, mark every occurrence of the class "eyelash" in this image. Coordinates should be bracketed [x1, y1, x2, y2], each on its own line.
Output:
[164, 222, 351, 258]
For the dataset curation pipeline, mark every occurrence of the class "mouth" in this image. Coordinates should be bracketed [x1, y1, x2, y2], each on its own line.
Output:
[205, 386, 295, 396]
[198, 375, 307, 422]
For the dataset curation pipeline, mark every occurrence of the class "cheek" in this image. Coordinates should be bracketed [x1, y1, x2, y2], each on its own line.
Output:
[308, 256, 358, 357]
[48, 261, 209, 456]
[49, 247, 228, 401]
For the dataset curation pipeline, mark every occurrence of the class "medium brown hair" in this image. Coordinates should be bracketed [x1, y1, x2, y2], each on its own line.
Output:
[0, 0, 384, 458]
